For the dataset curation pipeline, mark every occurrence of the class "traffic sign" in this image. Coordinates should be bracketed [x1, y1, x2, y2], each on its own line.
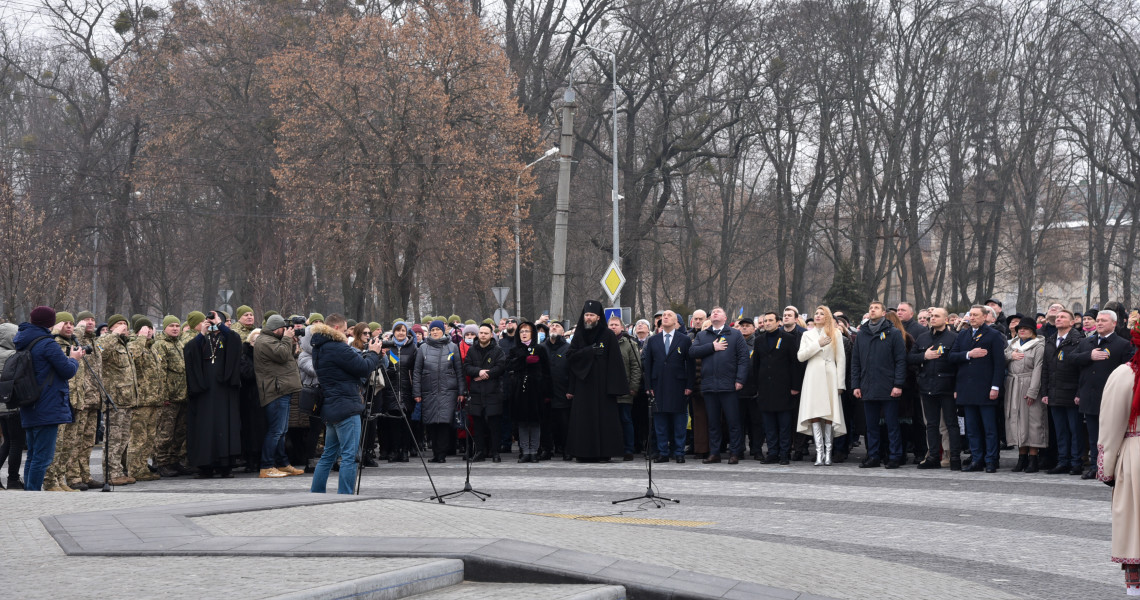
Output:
[493, 308, 509, 323]
[604, 307, 622, 323]
[218, 289, 233, 303]
[491, 286, 510, 307]
[601, 261, 625, 303]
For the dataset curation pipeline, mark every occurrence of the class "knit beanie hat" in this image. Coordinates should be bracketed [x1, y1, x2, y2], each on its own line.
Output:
[30, 306, 56, 329]
[132, 316, 154, 333]
[448, 314, 461, 323]
[262, 310, 279, 325]
[55, 311, 75, 325]
[412, 324, 424, 335]
[308, 312, 325, 324]
[429, 319, 446, 332]
[235, 305, 253, 320]
[264, 314, 287, 332]
[463, 324, 478, 336]
[347, 319, 357, 328]
[131, 314, 145, 326]
[186, 311, 206, 331]
[482, 318, 494, 326]
[368, 322, 381, 332]
[106, 314, 128, 329]
[162, 315, 180, 329]
[76, 310, 95, 323]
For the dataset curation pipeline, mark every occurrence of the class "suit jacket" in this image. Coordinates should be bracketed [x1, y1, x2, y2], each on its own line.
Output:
[641, 330, 696, 413]
[947, 324, 1006, 405]
[752, 329, 804, 412]
[1040, 328, 1084, 407]
[1071, 331, 1135, 415]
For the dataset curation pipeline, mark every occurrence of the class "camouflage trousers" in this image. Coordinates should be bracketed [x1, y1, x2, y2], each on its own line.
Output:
[153, 402, 187, 467]
[106, 407, 132, 479]
[127, 406, 159, 478]
[44, 414, 75, 486]
[68, 406, 100, 484]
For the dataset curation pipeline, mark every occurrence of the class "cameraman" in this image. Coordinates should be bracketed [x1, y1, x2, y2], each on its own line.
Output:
[254, 315, 304, 478]
[14, 307, 83, 491]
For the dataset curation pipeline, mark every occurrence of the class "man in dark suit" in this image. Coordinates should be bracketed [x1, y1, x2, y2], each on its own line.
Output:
[908, 307, 961, 470]
[947, 305, 1007, 473]
[1071, 309, 1135, 479]
[1040, 309, 1085, 475]
[642, 310, 696, 463]
[753, 312, 804, 465]
[690, 307, 751, 464]
[851, 301, 908, 469]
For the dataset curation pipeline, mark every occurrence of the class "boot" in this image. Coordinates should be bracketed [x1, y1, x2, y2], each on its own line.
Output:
[1025, 454, 1040, 474]
[823, 423, 833, 466]
[1012, 454, 1028, 473]
[812, 422, 824, 466]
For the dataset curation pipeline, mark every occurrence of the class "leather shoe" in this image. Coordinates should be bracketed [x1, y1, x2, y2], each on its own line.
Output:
[884, 460, 900, 469]
[916, 458, 941, 469]
[68, 480, 89, 491]
[491, 454, 502, 463]
[1081, 468, 1096, 480]
[949, 459, 962, 471]
[1070, 466, 1084, 476]
[702, 454, 721, 464]
[859, 458, 881, 469]
[675, 456, 686, 464]
[727, 455, 739, 465]
[985, 464, 997, 473]
[761, 455, 779, 464]
[1046, 464, 1070, 475]
[779, 458, 790, 465]
[653, 456, 670, 464]
[623, 453, 634, 461]
[964, 461, 985, 472]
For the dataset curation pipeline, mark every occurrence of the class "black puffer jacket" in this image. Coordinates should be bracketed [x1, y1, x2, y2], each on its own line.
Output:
[1040, 328, 1084, 407]
[908, 327, 958, 395]
[310, 323, 381, 424]
[464, 339, 506, 417]
[850, 318, 907, 402]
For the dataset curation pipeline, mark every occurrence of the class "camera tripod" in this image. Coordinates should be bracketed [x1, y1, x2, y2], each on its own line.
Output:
[612, 394, 679, 507]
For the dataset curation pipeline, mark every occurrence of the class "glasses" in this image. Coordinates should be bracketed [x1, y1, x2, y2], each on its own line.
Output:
[361, 331, 372, 337]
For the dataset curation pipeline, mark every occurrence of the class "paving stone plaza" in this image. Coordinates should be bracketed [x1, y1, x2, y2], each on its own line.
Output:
[2, 449, 1118, 599]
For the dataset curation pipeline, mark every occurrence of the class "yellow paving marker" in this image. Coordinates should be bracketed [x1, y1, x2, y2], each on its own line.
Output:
[532, 513, 713, 527]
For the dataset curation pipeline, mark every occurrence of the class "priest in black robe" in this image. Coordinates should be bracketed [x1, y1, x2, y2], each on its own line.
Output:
[565, 300, 628, 461]
[184, 311, 243, 478]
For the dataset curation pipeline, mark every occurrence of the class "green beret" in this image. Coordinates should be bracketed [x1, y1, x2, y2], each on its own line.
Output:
[235, 305, 253, 320]
[106, 314, 128, 329]
[132, 316, 154, 332]
[55, 311, 75, 324]
[448, 314, 461, 323]
[308, 312, 325, 324]
[186, 311, 206, 330]
[75, 311, 95, 323]
[464, 319, 476, 325]
[368, 322, 381, 331]
[162, 315, 180, 328]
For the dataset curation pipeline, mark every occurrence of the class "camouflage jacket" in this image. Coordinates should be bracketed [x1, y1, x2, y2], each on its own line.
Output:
[72, 329, 104, 410]
[152, 333, 187, 404]
[179, 328, 198, 345]
[96, 332, 139, 408]
[233, 322, 255, 345]
[54, 334, 81, 409]
[129, 335, 165, 407]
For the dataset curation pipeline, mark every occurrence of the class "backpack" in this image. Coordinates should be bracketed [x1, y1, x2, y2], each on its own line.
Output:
[0, 336, 54, 410]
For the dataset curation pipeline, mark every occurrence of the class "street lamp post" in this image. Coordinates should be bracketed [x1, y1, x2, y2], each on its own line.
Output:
[574, 45, 621, 266]
[514, 147, 560, 319]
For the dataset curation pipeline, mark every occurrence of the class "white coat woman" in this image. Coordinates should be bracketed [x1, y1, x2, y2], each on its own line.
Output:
[797, 306, 847, 465]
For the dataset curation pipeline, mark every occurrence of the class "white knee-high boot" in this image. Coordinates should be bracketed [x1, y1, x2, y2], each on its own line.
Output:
[823, 423, 833, 466]
[812, 422, 824, 466]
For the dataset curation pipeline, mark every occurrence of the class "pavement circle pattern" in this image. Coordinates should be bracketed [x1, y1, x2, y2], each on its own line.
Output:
[7, 449, 1121, 599]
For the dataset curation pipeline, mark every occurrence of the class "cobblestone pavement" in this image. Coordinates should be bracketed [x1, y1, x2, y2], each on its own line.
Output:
[3, 447, 1120, 599]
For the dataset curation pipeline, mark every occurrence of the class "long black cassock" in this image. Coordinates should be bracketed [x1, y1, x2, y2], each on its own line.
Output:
[564, 300, 629, 460]
[184, 323, 243, 469]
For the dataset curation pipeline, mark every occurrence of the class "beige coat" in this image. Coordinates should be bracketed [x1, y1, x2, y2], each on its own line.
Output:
[796, 328, 846, 436]
[1004, 337, 1047, 447]
[1098, 364, 1140, 565]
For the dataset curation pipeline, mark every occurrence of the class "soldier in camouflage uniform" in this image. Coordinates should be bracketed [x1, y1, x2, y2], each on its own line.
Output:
[128, 317, 164, 481]
[44, 312, 80, 492]
[68, 311, 104, 489]
[233, 305, 256, 344]
[97, 315, 138, 486]
[153, 315, 190, 477]
[180, 311, 206, 345]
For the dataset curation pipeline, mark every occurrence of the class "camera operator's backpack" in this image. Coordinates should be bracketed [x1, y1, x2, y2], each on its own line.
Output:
[0, 336, 54, 410]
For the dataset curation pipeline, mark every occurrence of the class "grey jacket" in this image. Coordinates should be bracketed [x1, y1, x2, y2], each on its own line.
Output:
[413, 337, 466, 425]
[0, 323, 17, 373]
[298, 326, 318, 387]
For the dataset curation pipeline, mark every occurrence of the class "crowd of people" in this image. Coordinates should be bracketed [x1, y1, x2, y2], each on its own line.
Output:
[3, 296, 1140, 593]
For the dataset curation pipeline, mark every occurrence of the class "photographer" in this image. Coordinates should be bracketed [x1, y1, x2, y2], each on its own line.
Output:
[184, 310, 243, 478]
[309, 314, 382, 494]
[254, 315, 304, 478]
[14, 307, 83, 491]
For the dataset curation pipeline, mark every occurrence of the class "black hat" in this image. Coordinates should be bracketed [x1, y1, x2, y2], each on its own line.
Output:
[987, 298, 1003, 308]
[738, 317, 754, 325]
[1015, 319, 1037, 336]
[581, 300, 603, 317]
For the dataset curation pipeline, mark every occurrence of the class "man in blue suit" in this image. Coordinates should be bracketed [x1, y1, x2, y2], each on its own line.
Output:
[642, 310, 696, 463]
[948, 305, 1007, 473]
[690, 307, 751, 464]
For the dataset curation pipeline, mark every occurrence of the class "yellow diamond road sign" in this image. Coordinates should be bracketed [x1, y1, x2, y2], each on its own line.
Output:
[602, 261, 625, 302]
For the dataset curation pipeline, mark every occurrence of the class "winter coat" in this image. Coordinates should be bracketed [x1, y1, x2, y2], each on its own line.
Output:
[641, 329, 696, 414]
[14, 322, 78, 428]
[381, 338, 416, 413]
[796, 328, 846, 435]
[1071, 331, 1135, 415]
[850, 319, 907, 402]
[1040, 328, 1084, 407]
[298, 326, 318, 388]
[0, 323, 16, 375]
[545, 337, 572, 409]
[508, 341, 552, 423]
[96, 332, 139, 408]
[310, 323, 381, 424]
[464, 339, 506, 417]
[413, 336, 466, 425]
[752, 329, 804, 412]
[689, 326, 750, 393]
[947, 324, 1007, 405]
[253, 330, 303, 407]
[615, 333, 643, 404]
[908, 327, 958, 396]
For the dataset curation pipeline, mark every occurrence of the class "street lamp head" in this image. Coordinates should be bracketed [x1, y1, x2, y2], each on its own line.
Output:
[543, 147, 559, 158]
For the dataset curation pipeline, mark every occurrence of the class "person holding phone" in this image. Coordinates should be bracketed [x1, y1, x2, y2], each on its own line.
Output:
[184, 310, 243, 478]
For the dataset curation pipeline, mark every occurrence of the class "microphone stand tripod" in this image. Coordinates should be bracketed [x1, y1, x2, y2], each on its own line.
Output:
[431, 403, 490, 502]
[385, 346, 444, 503]
[612, 393, 678, 507]
[80, 352, 118, 492]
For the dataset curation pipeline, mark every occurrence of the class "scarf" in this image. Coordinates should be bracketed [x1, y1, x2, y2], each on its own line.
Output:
[867, 318, 886, 335]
